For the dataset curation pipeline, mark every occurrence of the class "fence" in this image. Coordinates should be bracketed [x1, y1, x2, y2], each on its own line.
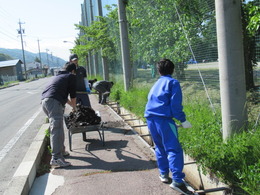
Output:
[0, 75, 18, 85]
[79, 0, 259, 87]
[78, 0, 259, 120]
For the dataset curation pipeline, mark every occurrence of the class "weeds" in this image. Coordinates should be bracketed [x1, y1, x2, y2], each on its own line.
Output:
[36, 128, 51, 177]
[109, 72, 260, 194]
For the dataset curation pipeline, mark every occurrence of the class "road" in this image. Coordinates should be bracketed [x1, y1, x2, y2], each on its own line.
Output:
[0, 77, 52, 194]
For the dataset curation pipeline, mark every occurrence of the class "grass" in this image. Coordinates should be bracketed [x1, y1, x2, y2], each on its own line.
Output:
[108, 67, 260, 194]
[0, 81, 19, 88]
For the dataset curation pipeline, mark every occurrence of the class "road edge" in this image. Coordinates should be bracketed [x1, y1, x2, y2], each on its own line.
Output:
[4, 123, 49, 195]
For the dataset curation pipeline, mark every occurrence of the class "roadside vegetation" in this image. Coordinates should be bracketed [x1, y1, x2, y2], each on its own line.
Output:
[0, 81, 19, 89]
[109, 68, 260, 195]
[73, 0, 259, 194]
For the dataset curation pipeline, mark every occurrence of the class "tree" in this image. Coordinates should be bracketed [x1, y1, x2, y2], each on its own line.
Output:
[242, 0, 260, 90]
[0, 53, 13, 61]
[34, 57, 41, 63]
[126, 0, 216, 79]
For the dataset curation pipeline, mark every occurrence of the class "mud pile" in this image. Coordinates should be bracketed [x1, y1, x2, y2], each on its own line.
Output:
[65, 104, 101, 129]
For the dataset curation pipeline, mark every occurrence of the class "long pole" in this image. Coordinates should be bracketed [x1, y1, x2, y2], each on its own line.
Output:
[118, 0, 131, 91]
[18, 19, 27, 80]
[37, 39, 42, 68]
[89, 0, 98, 76]
[97, 0, 109, 80]
[215, 0, 248, 140]
[46, 49, 49, 66]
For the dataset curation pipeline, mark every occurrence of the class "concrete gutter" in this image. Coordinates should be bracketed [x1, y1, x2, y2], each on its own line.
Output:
[4, 124, 49, 195]
[108, 101, 230, 195]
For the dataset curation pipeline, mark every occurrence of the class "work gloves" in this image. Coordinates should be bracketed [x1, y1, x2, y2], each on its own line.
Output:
[181, 120, 192, 128]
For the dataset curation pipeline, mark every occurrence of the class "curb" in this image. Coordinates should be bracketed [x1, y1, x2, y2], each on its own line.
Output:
[4, 124, 49, 195]
[108, 102, 230, 195]
[0, 83, 19, 90]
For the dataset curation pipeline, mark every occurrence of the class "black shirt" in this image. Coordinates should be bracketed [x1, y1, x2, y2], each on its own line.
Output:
[42, 71, 76, 106]
[76, 66, 87, 92]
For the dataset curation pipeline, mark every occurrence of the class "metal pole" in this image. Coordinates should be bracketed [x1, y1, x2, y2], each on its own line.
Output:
[118, 0, 131, 91]
[215, 0, 248, 140]
[18, 19, 27, 80]
[97, 0, 109, 80]
[89, 0, 98, 76]
[37, 39, 42, 68]
[46, 49, 49, 66]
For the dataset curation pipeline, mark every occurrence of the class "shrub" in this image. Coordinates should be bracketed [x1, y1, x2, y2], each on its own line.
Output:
[109, 80, 260, 194]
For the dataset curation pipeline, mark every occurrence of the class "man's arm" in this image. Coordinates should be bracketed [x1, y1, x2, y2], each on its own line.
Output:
[67, 98, 77, 111]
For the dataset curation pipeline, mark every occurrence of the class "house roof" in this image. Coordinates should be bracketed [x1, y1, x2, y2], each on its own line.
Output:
[0, 59, 23, 68]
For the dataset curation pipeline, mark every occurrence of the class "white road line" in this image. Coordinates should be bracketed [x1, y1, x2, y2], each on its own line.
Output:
[0, 107, 42, 163]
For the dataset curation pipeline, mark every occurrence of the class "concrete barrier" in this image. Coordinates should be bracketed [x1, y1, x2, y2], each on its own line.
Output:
[4, 124, 49, 195]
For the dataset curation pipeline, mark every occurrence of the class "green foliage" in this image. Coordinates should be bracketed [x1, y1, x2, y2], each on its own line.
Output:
[34, 56, 41, 63]
[73, 7, 120, 65]
[127, 0, 217, 73]
[243, 1, 260, 36]
[110, 80, 149, 120]
[0, 81, 19, 88]
[109, 80, 260, 194]
[0, 53, 13, 61]
[45, 129, 50, 138]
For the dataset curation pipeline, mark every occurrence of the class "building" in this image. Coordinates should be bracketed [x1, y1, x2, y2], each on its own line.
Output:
[0, 59, 24, 81]
[26, 61, 43, 77]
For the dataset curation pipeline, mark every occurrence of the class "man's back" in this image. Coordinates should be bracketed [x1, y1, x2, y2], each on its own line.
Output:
[42, 71, 76, 106]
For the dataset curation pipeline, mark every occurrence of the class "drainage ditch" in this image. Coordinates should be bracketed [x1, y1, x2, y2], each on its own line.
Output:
[107, 101, 231, 195]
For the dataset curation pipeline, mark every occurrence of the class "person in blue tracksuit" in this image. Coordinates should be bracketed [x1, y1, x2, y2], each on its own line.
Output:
[144, 59, 193, 195]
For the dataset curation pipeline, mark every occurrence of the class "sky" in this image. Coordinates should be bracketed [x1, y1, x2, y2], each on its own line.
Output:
[0, 0, 117, 61]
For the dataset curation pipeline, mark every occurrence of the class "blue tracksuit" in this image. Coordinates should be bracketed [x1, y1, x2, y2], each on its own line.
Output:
[144, 75, 186, 183]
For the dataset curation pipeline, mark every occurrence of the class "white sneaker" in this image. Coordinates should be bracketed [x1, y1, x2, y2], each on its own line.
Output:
[50, 158, 71, 167]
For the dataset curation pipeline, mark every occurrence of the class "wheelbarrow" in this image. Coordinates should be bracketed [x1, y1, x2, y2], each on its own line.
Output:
[64, 113, 105, 151]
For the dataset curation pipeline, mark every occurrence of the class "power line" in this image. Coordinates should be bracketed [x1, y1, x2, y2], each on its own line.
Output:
[0, 29, 19, 42]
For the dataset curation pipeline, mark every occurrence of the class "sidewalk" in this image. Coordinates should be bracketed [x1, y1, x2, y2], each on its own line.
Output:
[30, 94, 180, 195]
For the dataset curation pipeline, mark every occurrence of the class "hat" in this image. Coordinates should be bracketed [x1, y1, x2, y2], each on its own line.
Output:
[69, 54, 78, 61]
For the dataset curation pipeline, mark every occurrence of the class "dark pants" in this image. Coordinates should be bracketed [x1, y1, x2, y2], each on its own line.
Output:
[76, 93, 91, 107]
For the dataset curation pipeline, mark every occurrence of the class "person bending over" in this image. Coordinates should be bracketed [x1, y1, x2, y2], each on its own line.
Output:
[92, 80, 114, 105]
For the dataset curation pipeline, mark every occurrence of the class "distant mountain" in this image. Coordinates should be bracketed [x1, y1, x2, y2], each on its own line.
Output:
[0, 48, 66, 68]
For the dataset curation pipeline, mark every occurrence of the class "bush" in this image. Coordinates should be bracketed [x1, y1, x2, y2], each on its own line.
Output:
[109, 80, 260, 194]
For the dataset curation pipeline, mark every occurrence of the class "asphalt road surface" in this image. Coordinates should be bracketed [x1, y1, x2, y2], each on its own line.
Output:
[0, 77, 52, 194]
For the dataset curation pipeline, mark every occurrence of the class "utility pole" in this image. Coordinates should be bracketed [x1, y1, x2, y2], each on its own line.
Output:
[46, 49, 49, 66]
[37, 39, 42, 68]
[18, 19, 27, 80]
[51, 52, 54, 66]
[97, 0, 109, 80]
[89, 0, 98, 76]
[118, 0, 131, 91]
[215, 0, 248, 140]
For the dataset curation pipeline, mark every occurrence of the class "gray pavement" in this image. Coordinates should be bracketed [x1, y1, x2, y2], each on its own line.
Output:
[29, 94, 181, 195]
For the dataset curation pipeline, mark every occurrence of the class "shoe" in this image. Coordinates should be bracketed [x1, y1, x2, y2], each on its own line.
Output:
[159, 174, 169, 183]
[63, 151, 70, 157]
[169, 181, 193, 195]
[50, 158, 71, 168]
